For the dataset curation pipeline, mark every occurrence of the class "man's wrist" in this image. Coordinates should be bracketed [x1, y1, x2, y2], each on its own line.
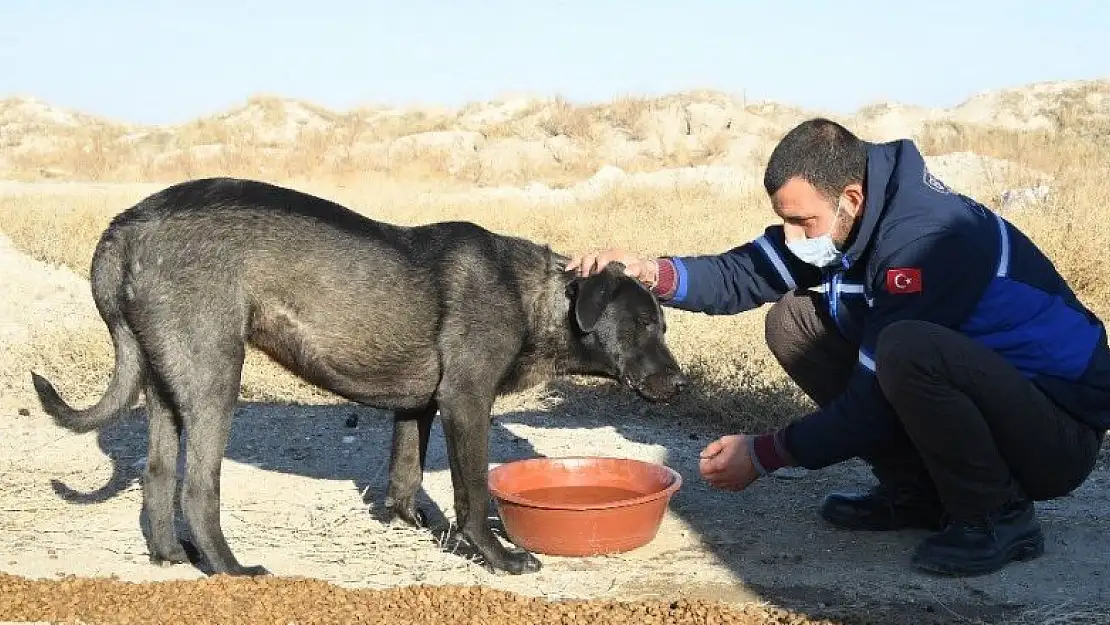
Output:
[749, 430, 796, 476]
[651, 257, 678, 299]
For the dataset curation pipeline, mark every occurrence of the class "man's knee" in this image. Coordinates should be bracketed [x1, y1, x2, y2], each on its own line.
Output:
[764, 295, 792, 359]
[875, 320, 946, 393]
[765, 290, 816, 359]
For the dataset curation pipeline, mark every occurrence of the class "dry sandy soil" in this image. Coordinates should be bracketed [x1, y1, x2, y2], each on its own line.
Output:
[0, 187, 1107, 625]
[1, 80, 1109, 624]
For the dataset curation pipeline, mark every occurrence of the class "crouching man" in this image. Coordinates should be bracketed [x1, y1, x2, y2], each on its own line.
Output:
[567, 118, 1109, 576]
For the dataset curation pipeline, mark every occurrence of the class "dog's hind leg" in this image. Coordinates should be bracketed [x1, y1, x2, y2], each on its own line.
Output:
[384, 402, 436, 528]
[142, 375, 188, 566]
[177, 350, 264, 576]
[144, 320, 262, 577]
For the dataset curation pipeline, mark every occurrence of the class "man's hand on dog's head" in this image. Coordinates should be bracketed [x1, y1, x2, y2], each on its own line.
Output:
[566, 248, 659, 287]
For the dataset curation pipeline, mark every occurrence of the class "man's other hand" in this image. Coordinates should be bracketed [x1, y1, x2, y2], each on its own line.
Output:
[699, 434, 760, 492]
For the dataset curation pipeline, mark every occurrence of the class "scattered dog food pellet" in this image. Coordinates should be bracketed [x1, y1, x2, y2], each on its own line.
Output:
[0, 573, 845, 625]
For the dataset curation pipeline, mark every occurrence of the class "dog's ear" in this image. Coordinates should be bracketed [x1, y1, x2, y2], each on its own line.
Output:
[568, 271, 616, 333]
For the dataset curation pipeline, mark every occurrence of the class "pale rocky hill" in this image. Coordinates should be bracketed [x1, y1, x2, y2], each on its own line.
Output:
[1, 78, 1106, 191]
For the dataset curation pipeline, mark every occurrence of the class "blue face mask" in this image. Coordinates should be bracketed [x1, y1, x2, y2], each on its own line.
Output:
[786, 199, 846, 268]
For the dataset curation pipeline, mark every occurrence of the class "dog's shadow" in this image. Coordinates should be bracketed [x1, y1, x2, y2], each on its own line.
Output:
[47, 385, 591, 572]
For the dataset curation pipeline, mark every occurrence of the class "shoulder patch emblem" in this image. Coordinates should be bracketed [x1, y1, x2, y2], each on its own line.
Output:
[923, 168, 952, 194]
[886, 268, 922, 294]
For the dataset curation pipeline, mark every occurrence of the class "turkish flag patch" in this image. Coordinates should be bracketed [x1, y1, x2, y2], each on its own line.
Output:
[886, 268, 922, 294]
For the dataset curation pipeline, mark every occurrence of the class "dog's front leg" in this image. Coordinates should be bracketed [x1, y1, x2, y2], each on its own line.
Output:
[385, 403, 436, 528]
[437, 390, 542, 575]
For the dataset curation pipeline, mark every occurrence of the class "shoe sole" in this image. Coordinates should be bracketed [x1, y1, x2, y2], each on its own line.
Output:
[911, 531, 1045, 577]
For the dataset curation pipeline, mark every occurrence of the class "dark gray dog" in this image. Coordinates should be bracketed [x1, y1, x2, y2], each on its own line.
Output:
[30, 177, 686, 577]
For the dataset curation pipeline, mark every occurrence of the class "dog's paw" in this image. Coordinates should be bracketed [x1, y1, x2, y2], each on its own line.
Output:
[228, 564, 271, 577]
[149, 544, 189, 567]
[386, 498, 428, 529]
[495, 549, 542, 575]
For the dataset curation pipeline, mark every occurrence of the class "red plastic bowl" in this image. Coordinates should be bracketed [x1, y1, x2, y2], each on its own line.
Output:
[488, 456, 683, 557]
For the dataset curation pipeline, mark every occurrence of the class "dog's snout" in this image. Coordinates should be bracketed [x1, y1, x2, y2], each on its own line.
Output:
[639, 369, 688, 402]
[664, 371, 689, 395]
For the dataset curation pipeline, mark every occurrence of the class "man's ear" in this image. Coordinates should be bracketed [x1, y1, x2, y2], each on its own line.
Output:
[567, 272, 616, 333]
[843, 183, 865, 216]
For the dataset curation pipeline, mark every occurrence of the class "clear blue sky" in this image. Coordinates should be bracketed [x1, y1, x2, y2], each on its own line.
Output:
[2, 0, 1107, 125]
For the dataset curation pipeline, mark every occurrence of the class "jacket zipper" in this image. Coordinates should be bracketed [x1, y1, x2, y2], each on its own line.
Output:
[827, 257, 851, 336]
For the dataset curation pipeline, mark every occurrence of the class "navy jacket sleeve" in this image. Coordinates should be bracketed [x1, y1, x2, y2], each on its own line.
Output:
[662, 225, 822, 315]
[779, 228, 996, 470]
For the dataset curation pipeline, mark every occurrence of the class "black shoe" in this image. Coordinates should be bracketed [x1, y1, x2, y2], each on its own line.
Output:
[912, 497, 1044, 577]
[820, 484, 946, 531]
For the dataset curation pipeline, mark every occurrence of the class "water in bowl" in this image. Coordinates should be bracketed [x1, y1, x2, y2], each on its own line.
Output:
[517, 485, 644, 506]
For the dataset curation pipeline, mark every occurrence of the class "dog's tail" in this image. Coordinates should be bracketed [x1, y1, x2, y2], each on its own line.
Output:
[31, 322, 143, 433]
[31, 224, 145, 434]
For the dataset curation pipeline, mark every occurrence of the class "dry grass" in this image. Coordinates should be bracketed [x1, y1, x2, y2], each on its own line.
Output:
[2, 85, 1108, 438]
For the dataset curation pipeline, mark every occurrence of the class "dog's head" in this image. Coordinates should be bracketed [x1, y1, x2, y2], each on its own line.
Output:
[564, 262, 687, 403]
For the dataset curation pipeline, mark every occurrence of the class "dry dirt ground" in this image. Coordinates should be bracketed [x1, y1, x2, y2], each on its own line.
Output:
[0, 183, 1107, 625]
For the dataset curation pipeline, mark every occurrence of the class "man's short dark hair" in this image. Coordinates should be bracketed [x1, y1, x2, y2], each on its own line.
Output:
[763, 118, 868, 199]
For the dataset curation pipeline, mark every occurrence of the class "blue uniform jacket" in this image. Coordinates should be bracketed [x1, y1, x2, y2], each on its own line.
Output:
[661, 139, 1110, 470]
